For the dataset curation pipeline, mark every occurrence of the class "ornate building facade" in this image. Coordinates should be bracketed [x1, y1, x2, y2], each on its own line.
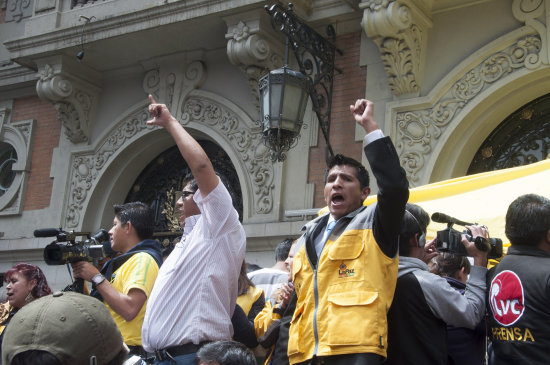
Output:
[1, 0, 549, 289]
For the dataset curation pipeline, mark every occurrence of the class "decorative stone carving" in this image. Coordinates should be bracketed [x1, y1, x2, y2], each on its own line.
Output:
[143, 60, 206, 113]
[360, 0, 432, 96]
[36, 64, 98, 144]
[395, 35, 542, 182]
[512, 0, 550, 67]
[181, 96, 275, 214]
[5, 0, 34, 23]
[225, 18, 283, 110]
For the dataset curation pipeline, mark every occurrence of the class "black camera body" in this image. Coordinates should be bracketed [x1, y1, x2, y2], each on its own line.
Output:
[432, 213, 503, 259]
[36, 228, 109, 265]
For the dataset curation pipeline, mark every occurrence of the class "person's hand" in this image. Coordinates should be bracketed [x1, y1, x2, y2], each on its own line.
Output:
[71, 261, 100, 282]
[349, 99, 379, 134]
[466, 224, 489, 240]
[463, 224, 489, 267]
[277, 282, 294, 310]
[146, 94, 178, 129]
[421, 237, 439, 264]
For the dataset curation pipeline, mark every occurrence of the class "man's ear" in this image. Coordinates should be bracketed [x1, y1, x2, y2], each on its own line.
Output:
[455, 267, 468, 284]
[124, 221, 134, 235]
[360, 186, 371, 202]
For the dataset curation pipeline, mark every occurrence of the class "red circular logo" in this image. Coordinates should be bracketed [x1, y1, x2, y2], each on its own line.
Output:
[489, 270, 525, 326]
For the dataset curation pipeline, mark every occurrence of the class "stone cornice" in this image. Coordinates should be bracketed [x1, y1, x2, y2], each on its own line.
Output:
[360, 0, 433, 96]
[0, 63, 37, 91]
[4, 0, 264, 59]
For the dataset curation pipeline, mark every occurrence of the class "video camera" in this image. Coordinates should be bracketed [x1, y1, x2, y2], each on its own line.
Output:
[431, 212, 503, 259]
[34, 228, 110, 266]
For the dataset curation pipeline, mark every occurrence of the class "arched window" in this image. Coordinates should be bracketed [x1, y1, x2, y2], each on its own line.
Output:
[0, 143, 17, 198]
[468, 93, 550, 174]
[0, 109, 34, 215]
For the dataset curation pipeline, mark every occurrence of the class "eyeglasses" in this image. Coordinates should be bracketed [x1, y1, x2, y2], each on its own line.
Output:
[181, 191, 195, 197]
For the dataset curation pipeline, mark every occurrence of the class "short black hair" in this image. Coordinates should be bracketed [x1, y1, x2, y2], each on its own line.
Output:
[398, 203, 430, 257]
[275, 238, 294, 262]
[505, 194, 550, 247]
[113, 202, 154, 240]
[195, 340, 256, 365]
[324, 154, 370, 189]
[183, 172, 198, 193]
[430, 252, 471, 278]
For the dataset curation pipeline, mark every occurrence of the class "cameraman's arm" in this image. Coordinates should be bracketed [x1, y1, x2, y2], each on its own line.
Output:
[418, 229, 489, 329]
[96, 284, 146, 322]
[418, 267, 487, 329]
[71, 261, 146, 321]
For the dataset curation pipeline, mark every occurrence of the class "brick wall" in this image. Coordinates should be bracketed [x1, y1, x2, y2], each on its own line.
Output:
[12, 96, 60, 211]
[309, 31, 366, 207]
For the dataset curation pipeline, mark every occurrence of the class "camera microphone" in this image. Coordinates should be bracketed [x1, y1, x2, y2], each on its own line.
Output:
[34, 228, 62, 238]
[431, 213, 473, 227]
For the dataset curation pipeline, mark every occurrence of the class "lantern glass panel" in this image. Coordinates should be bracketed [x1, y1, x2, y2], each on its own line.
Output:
[281, 81, 306, 132]
[260, 82, 270, 130]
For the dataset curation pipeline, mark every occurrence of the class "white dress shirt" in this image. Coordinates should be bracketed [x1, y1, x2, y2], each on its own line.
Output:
[142, 179, 246, 351]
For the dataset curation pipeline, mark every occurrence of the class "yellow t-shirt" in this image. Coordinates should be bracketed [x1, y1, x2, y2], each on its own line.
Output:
[106, 252, 159, 346]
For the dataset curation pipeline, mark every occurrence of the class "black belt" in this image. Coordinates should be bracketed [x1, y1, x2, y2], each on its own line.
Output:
[154, 342, 208, 361]
[127, 345, 147, 357]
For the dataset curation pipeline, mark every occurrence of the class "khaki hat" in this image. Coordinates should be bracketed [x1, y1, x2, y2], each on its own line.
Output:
[2, 291, 125, 365]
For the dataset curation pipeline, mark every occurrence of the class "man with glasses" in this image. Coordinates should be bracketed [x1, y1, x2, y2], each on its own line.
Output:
[141, 95, 246, 365]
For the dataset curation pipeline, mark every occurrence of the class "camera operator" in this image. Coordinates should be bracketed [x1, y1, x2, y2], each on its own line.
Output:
[430, 253, 486, 365]
[386, 203, 488, 365]
[487, 194, 550, 365]
[71, 202, 163, 357]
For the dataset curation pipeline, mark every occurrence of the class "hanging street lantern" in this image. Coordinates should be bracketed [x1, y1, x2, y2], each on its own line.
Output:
[259, 65, 311, 161]
[258, 2, 340, 163]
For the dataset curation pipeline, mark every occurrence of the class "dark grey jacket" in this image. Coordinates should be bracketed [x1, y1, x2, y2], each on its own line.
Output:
[386, 257, 487, 365]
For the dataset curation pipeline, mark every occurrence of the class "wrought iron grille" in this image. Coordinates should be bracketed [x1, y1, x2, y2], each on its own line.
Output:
[468, 93, 550, 174]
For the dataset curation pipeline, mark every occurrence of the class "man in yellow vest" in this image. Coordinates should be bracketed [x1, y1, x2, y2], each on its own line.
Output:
[288, 99, 409, 365]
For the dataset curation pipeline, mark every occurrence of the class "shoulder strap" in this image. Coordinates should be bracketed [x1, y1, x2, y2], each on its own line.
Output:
[90, 251, 139, 301]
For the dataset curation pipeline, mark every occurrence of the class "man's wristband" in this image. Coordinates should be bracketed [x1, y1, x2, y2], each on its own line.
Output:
[91, 273, 106, 286]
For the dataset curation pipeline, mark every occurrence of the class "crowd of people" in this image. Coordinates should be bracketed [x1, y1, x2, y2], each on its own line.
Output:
[0, 96, 549, 365]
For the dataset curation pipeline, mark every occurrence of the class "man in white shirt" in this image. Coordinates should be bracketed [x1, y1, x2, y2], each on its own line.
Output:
[141, 95, 247, 365]
[248, 238, 293, 304]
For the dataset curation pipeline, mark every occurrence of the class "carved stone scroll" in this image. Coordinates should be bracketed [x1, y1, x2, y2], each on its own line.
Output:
[36, 64, 99, 144]
[225, 18, 283, 111]
[360, 0, 432, 96]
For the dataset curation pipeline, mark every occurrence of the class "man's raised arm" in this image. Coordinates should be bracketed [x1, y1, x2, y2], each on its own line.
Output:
[147, 94, 218, 196]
